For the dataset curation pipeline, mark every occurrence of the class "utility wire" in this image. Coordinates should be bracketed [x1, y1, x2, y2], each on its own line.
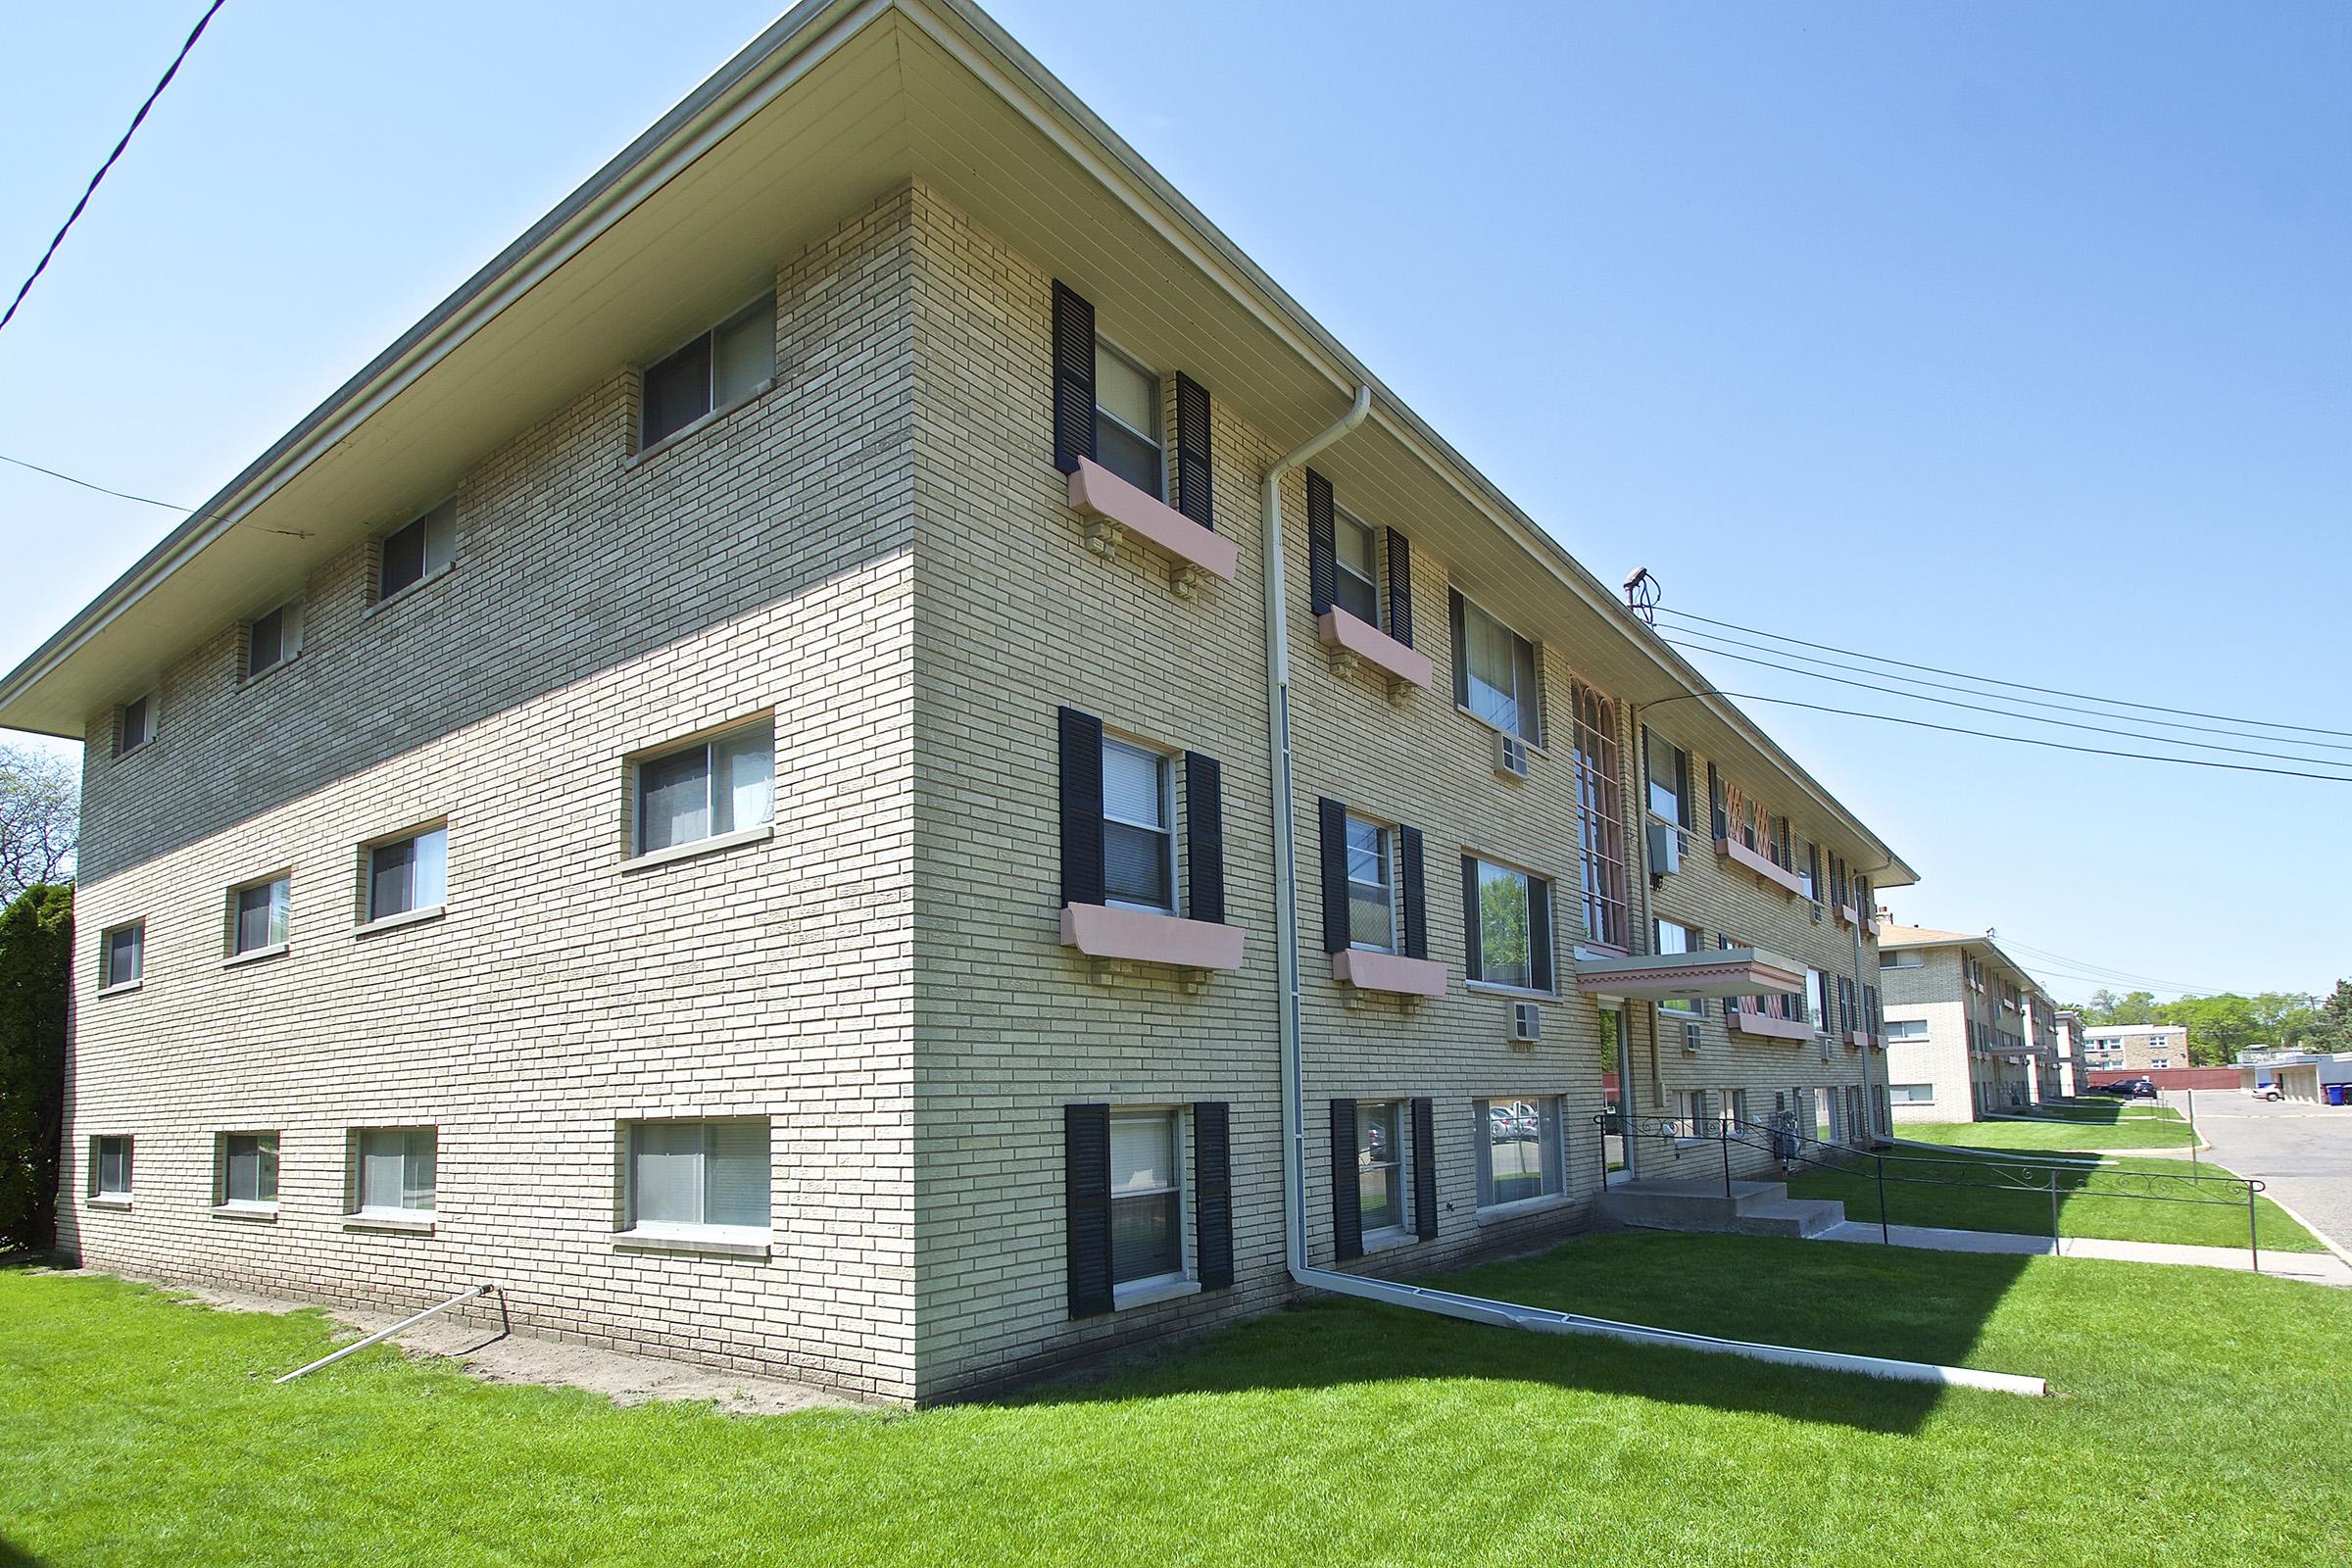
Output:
[1663, 621, 2352, 756]
[1994, 941, 2230, 997]
[0, 0, 227, 339]
[1655, 604, 2352, 742]
[1665, 635, 2352, 772]
[1709, 690, 2352, 784]
[0, 451, 190, 511]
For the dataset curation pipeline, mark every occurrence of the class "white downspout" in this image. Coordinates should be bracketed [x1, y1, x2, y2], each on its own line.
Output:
[1256, 389, 2044, 1397]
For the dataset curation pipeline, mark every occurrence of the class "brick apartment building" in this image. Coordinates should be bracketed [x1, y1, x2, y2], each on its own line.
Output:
[2, 0, 1912, 1404]
[1877, 923, 2057, 1119]
[2081, 1022, 2190, 1075]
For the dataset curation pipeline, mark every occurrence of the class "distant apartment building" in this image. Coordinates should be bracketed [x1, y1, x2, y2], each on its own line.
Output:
[2081, 1023, 2190, 1075]
[1877, 924, 2057, 1119]
[2054, 1009, 2088, 1097]
[5, 0, 1915, 1404]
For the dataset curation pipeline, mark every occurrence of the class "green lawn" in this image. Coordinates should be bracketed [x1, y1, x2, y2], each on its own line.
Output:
[1787, 1145, 2323, 1252]
[5, 1247, 2349, 1567]
[1899, 1110, 2201, 1153]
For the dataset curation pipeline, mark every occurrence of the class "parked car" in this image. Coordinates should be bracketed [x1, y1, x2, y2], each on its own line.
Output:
[2096, 1077, 2159, 1099]
[2253, 1084, 2284, 1102]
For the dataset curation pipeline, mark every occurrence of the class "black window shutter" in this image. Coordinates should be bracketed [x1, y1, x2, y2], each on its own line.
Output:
[1064, 1103, 1113, 1318]
[1193, 1102, 1234, 1290]
[1316, 798, 1349, 954]
[1058, 708, 1105, 907]
[1410, 1098, 1438, 1241]
[1720, 932, 1738, 1018]
[1460, 856, 1483, 982]
[1185, 753, 1225, 924]
[1174, 372, 1213, 528]
[1676, 747, 1692, 829]
[1808, 844, 1822, 900]
[1386, 529, 1414, 647]
[1447, 589, 1470, 709]
[1329, 1099, 1362, 1262]
[1398, 825, 1427, 960]
[1707, 761, 1726, 840]
[1051, 281, 1096, 476]
[1529, 880, 1553, 992]
[1306, 468, 1337, 615]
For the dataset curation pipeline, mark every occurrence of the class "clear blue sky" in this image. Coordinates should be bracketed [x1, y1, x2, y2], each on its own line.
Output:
[3, 1, 2345, 1003]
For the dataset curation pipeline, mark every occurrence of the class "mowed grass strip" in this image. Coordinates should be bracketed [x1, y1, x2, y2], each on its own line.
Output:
[1786, 1145, 2323, 1252]
[4, 1243, 2350, 1568]
[1897, 1111, 2201, 1153]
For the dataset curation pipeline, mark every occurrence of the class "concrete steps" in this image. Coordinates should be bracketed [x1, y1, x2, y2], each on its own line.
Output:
[1599, 1177, 1847, 1240]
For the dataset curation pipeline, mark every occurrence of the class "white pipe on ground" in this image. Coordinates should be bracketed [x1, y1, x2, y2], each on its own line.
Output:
[273, 1283, 497, 1385]
[1257, 389, 2047, 1399]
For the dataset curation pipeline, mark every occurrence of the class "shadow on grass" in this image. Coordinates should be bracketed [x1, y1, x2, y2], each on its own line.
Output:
[0, 1538, 48, 1567]
[1005, 1233, 2034, 1437]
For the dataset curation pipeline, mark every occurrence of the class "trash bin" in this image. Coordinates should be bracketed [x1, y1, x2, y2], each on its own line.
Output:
[2326, 1083, 2347, 1108]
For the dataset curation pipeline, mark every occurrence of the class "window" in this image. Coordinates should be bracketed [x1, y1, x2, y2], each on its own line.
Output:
[1807, 968, 1830, 1031]
[641, 294, 776, 448]
[1881, 951, 1925, 968]
[635, 719, 775, 856]
[1672, 1088, 1708, 1134]
[1091, 339, 1162, 497]
[1101, 737, 1174, 913]
[100, 922, 143, 990]
[626, 1120, 769, 1232]
[245, 599, 303, 679]
[1890, 1083, 1933, 1104]
[118, 694, 155, 755]
[220, 1133, 279, 1206]
[1450, 592, 1542, 742]
[1465, 857, 1551, 993]
[1718, 1088, 1748, 1134]
[1886, 1019, 1929, 1040]
[351, 1128, 436, 1214]
[90, 1136, 132, 1200]
[228, 876, 290, 956]
[1475, 1096, 1563, 1207]
[1356, 1101, 1408, 1236]
[1654, 920, 1702, 1015]
[1570, 683, 1628, 948]
[367, 826, 448, 921]
[1797, 840, 1817, 900]
[1346, 816, 1395, 951]
[1109, 1109, 1185, 1288]
[1644, 729, 1686, 822]
[1333, 509, 1380, 626]
[378, 500, 456, 600]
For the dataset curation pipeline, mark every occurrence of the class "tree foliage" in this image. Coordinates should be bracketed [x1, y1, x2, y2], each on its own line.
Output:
[2069, 982, 2345, 1066]
[0, 746, 77, 904]
[0, 882, 73, 1251]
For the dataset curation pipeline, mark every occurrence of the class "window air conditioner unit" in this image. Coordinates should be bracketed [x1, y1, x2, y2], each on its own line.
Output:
[1820, 1035, 1835, 1062]
[1809, 901, 1824, 923]
[1493, 732, 1529, 780]
[1682, 1020, 1703, 1054]
[1509, 1001, 1543, 1043]
[1644, 821, 1682, 876]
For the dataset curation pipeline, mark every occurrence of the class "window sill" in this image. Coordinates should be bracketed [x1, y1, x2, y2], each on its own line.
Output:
[1714, 836, 1807, 898]
[240, 651, 302, 691]
[1465, 980, 1558, 1004]
[624, 377, 775, 468]
[1360, 1226, 1418, 1255]
[1474, 1192, 1573, 1224]
[1065, 457, 1237, 590]
[1452, 705, 1546, 758]
[209, 1203, 278, 1223]
[364, 561, 456, 620]
[1061, 903, 1246, 972]
[1111, 1275, 1201, 1311]
[620, 822, 774, 874]
[343, 1211, 437, 1235]
[94, 979, 143, 999]
[113, 739, 156, 763]
[1727, 1010, 1813, 1043]
[355, 905, 447, 938]
[610, 1225, 771, 1259]
[85, 1196, 133, 1212]
[221, 943, 290, 970]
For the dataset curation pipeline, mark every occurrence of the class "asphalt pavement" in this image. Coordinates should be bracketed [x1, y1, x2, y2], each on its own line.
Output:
[2178, 1093, 2352, 1256]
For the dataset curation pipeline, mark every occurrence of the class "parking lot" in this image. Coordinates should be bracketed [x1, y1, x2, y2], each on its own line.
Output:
[2182, 1093, 2352, 1254]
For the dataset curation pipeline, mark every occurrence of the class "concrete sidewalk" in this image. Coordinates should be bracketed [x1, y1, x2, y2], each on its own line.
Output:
[1816, 1220, 2352, 1288]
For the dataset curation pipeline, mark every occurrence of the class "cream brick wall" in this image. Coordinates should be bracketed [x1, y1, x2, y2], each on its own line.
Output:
[61, 188, 924, 1401]
[1883, 949, 1975, 1120]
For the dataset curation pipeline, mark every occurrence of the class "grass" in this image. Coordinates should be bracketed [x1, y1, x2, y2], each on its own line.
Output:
[4, 1245, 2350, 1567]
[1786, 1145, 2324, 1252]
[1898, 1106, 2201, 1153]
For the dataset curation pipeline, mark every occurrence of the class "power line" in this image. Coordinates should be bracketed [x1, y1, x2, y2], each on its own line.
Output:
[1709, 689, 2352, 784]
[0, 452, 189, 511]
[1664, 634, 2352, 771]
[1663, 620, 2352, 757]
[0, 0, 226, 339]
[1656, 604, 2352, 742]
[1995, 941, 2230, 997]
